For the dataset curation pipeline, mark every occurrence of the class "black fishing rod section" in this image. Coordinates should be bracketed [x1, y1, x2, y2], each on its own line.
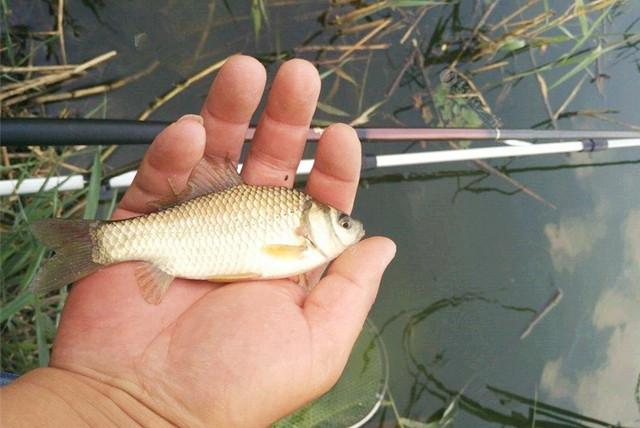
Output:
[1, 119, 167, 147]
[2, 118, 640, 146]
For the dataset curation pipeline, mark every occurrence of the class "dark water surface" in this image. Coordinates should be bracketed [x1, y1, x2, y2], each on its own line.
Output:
[13, 1, 640, 425]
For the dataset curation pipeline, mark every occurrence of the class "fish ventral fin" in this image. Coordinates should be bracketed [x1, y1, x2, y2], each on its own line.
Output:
[149, 156, 243, 209]
[207, 273, 261, 282]
[135, 262, 175, 305]
[262, 244, 308, 260]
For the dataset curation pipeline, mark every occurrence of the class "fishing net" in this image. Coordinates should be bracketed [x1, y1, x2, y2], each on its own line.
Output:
[273, 320, 388, 428]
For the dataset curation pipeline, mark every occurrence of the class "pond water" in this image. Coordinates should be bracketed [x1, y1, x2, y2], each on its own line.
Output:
[12, 0, 640, 426]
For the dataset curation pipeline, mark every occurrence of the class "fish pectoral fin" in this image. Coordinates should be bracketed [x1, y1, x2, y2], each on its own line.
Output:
[262, 244, 308, 260]
[135, 262, 175, 305]
[207, 273, 261, 282]
[291, 273, 310, 290]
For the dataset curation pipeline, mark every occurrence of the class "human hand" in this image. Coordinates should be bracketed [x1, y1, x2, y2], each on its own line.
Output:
[8, 56, 396, 427]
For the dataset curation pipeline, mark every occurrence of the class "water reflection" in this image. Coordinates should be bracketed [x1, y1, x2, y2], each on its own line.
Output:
[541, 209, 640, 425]
[372, 291, 630, 426]
[544, 209, 608, 273]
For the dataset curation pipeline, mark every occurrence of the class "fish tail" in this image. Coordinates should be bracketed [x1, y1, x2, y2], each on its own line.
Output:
[30, 219, 103, 294]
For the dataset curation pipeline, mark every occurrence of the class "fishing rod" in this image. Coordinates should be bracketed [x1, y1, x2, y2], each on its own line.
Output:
[2, 118, 640, 145]
[2, 137, 639, 196]
[1, 118, 639, 196]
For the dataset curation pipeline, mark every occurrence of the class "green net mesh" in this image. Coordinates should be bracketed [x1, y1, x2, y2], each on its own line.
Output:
[274, 320, 388, 428]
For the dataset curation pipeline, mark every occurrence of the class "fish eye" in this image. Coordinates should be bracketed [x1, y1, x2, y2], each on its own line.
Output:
[338, 213, 352, 229]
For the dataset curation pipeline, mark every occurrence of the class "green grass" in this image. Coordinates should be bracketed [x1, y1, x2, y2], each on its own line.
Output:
[0, 144, 114, 372]
[251, 0, 269, 43]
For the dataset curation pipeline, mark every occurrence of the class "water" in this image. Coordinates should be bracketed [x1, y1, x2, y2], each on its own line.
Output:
[10, 0, 640, 425]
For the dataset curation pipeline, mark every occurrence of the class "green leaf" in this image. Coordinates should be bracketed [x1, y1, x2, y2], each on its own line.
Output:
[251, 0, 268, 42]
[0, 290, 34, 323]
[106, 189, 119, 218]
[350, 100, 385, 127]
[251, 1, 262, 41]
[550, 44, 602, 89]
[36, 305, 51, 367]
[84, 148, 102, 220]
[574, 0, 589, 37]
[562, 2, 615, 63]
[461, 108, 483, 128]
[335, 67, 358, 87]
[398, 417, 441, 428]
[498, 36, 526, 52]
[391, 0, 453, 6]
[0, 0, 16, 65]
[310, 119, 335, 127]
[316, 101, 350, 117]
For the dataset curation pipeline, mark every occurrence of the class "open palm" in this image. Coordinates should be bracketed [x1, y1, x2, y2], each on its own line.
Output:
[50, 56, 395, 427]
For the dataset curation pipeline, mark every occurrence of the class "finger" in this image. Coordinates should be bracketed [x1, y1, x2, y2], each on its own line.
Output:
[241, 59, 320, 187]
[200, 55, 266, 162]
[305, 123, 361, 214]
[114, 115, 205, 219]
[303, 237, 396, 388]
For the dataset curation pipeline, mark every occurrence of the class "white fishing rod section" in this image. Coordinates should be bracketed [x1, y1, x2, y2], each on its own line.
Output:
[2, 138, 639, 196]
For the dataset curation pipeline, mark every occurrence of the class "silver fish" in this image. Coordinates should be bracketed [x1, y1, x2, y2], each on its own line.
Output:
[31, 158, 364, 304]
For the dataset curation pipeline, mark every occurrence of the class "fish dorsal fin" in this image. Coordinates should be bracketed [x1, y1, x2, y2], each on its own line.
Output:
[149, 156, 242, 209]
[135, 262, 174, 305]
[186, 156, 242, 199]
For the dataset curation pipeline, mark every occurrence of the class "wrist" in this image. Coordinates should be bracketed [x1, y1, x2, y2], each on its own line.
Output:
[0, 367, 173, 427]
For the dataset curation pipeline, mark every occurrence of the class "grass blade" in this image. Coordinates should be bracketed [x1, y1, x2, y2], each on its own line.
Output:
[83, 148, 102, 220]
[316, 101, 350, 117]
[0, 289, 34, 324]
[35, 305, 50, 367]
[575, 0, 589, 36]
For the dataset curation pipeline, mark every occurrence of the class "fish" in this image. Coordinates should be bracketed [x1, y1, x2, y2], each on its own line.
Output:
[30, 157, 365, 304]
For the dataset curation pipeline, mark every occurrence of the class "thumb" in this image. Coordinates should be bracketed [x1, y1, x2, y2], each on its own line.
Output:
[303, 236, 396, 389]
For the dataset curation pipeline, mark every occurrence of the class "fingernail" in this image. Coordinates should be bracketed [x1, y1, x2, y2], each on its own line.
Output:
[178, 114, 204, 125]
